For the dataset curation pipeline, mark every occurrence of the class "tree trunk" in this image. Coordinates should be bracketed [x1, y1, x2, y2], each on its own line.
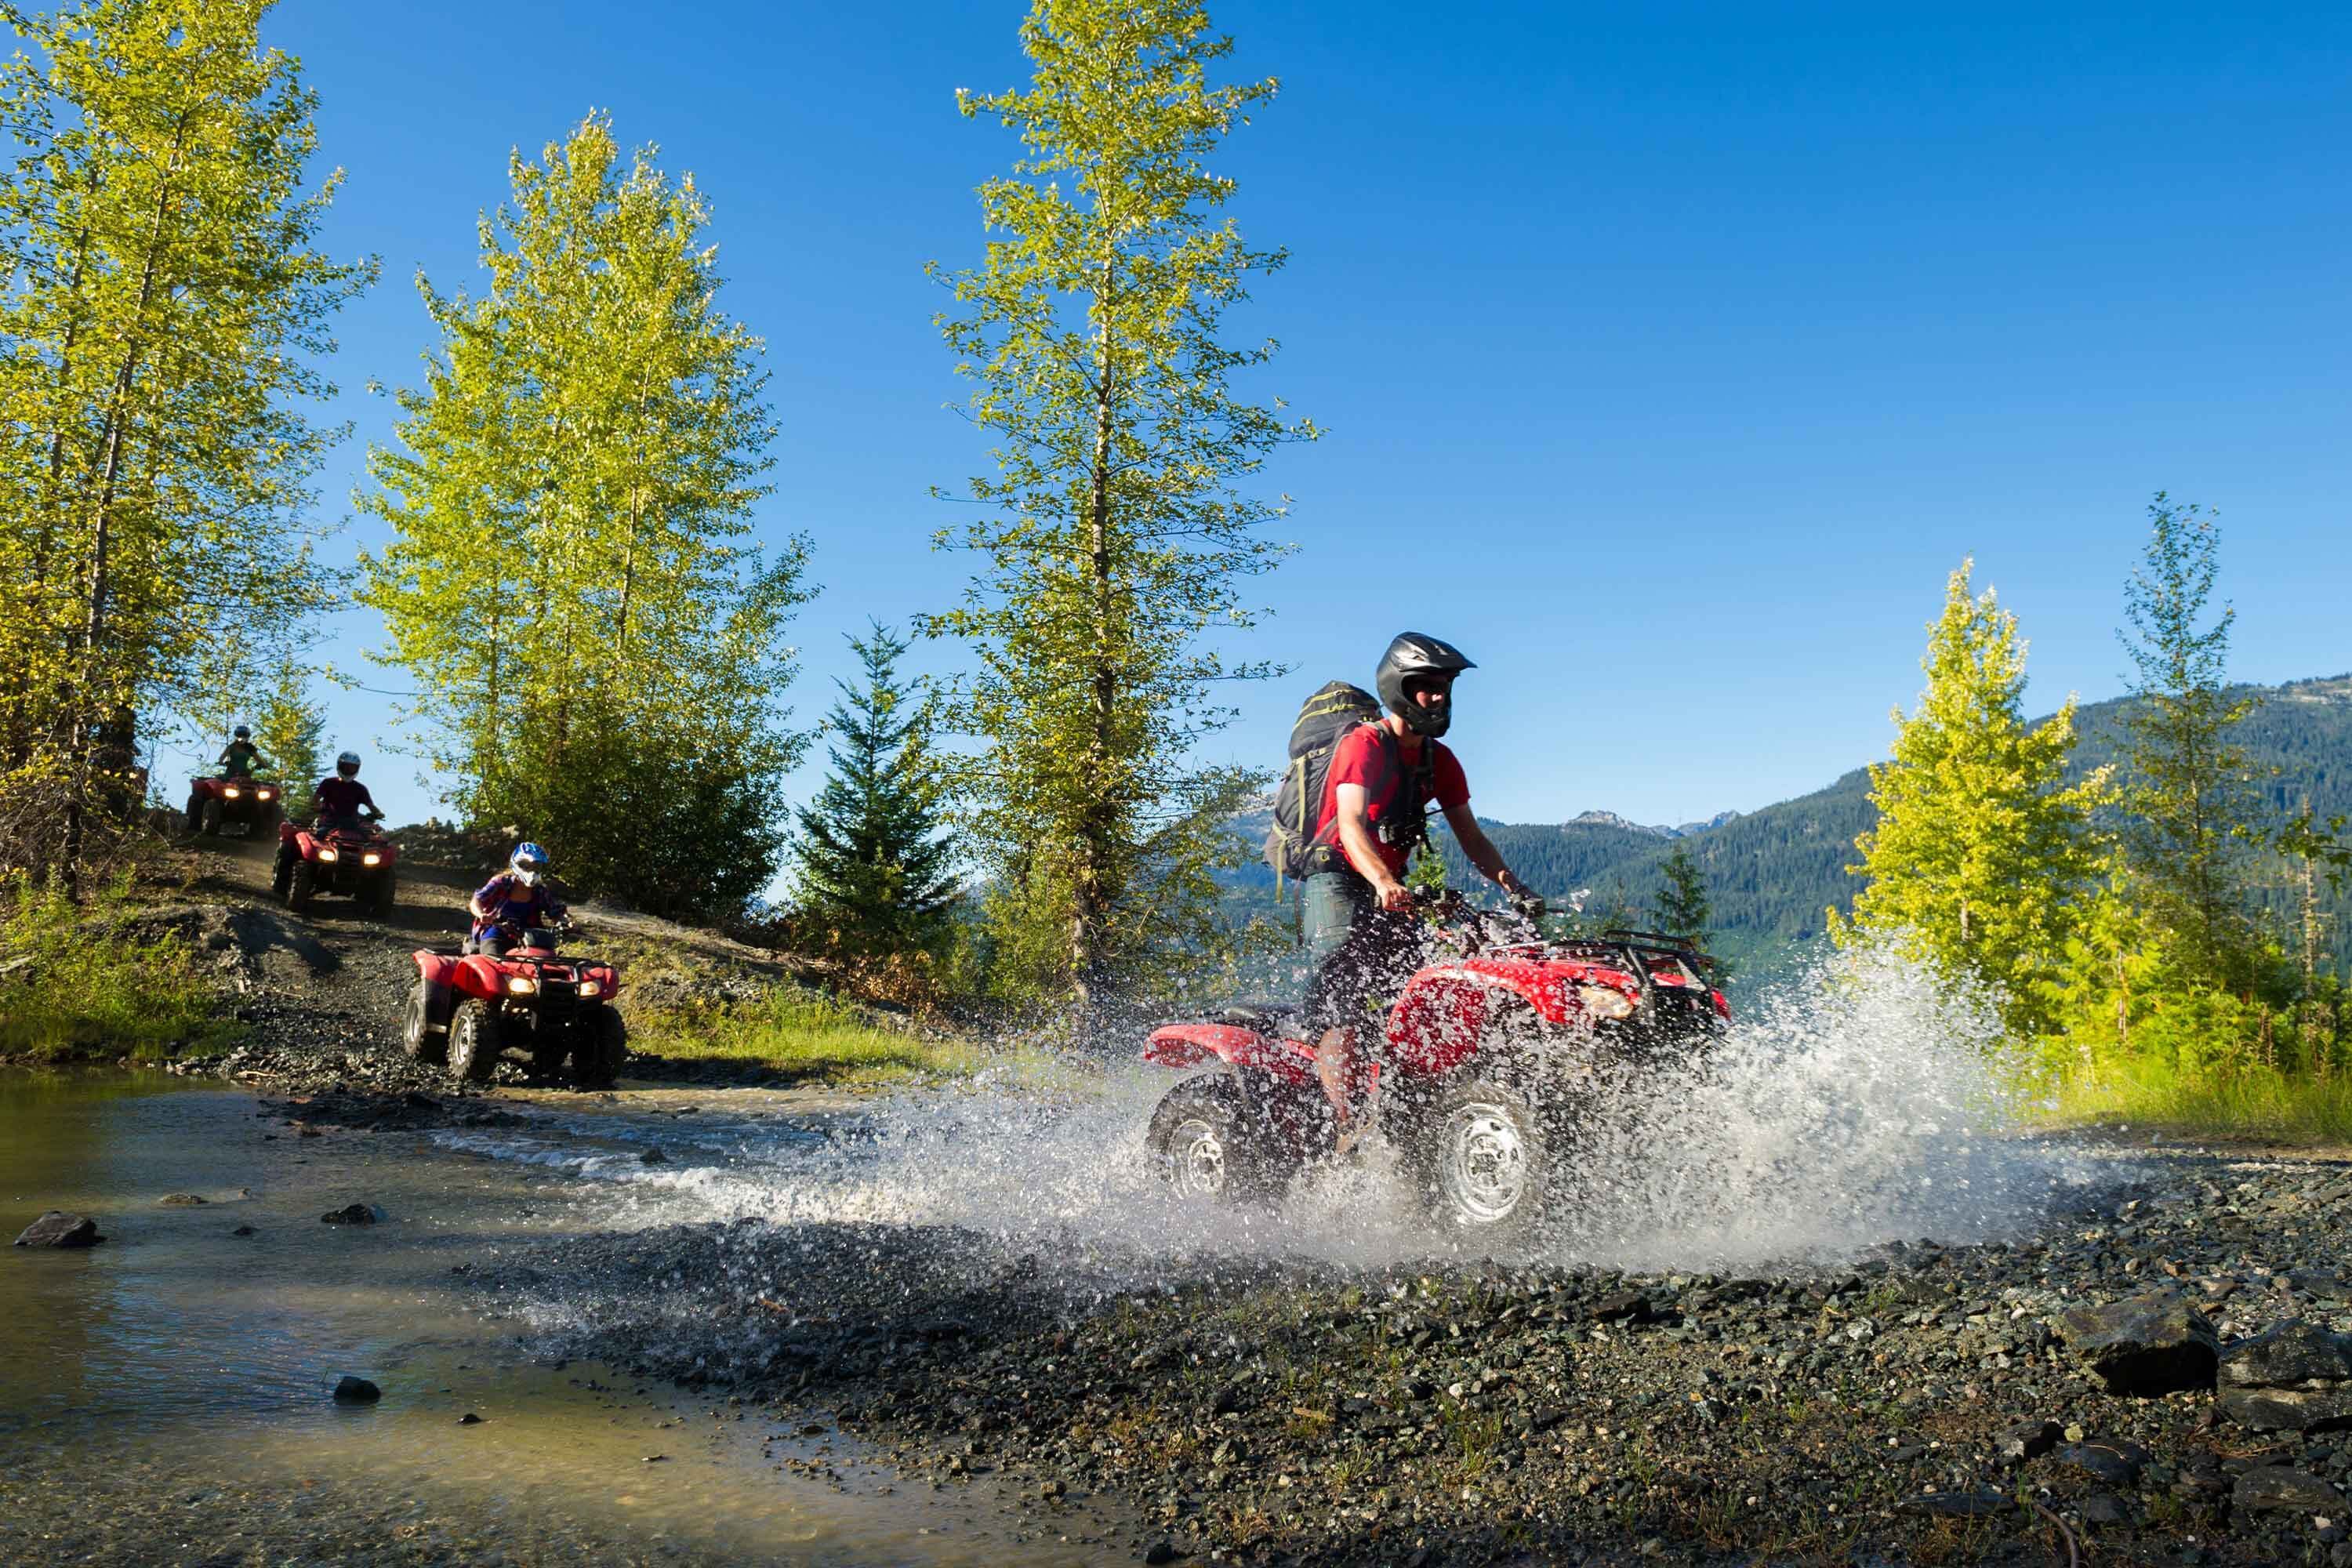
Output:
[1070, 249, 1120, 1003]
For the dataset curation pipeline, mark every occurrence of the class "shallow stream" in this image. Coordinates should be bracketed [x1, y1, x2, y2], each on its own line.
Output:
[0, 1073, 1114, 1566]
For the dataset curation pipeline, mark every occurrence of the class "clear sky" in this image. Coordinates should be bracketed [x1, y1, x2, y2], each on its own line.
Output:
[187, 1, 2351, 831]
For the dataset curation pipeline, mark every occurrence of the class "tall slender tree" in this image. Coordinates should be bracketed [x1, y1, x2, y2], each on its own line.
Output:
[359, 115, 808, 919]
[926, 0, 1317, 1003]
[0, 0, 370, 884]
[2114, 495, 2267, 992]
[1831, 561, 2110, 1035]
[794, 624, 956, 960]
[1654, 840, 1711, 946]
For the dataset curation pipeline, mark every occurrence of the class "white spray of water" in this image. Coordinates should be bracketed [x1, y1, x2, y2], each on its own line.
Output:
[442, 946, 2106, 1279]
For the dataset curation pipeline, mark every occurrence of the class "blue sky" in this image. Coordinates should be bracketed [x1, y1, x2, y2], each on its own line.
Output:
[187, 1, 2351, 830]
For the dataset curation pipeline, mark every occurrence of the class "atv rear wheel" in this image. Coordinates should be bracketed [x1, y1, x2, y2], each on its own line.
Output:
[287, 856, 315, 911]
[448, 999, 503, 1083]
[200, 797, 222, 837]
[1409, 1073, 1563, 1248]
[401, 978, 446, 1064]
[1146, 1074, 1283, 1206]
[572, 1007, 626, 1091]
[270, 841, 295, 899]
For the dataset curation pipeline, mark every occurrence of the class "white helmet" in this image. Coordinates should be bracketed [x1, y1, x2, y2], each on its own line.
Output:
[510, 842, 550, 887]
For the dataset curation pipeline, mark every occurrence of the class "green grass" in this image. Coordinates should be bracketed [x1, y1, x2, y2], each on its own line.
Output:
[0, 874, 237, 1061]
[626, 988, 1063, 1089]
[2040, 1054, 2352, 1145]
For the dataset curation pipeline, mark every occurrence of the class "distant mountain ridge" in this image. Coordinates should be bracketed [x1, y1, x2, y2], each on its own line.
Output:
[1219, 674, 2352, 985]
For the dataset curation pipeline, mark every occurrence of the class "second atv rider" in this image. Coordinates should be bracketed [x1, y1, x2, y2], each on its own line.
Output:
[466, 842, 565, 956]
[217, 725, 265, 779]
[312, 751, 383, 831]
[1307, 633, 1540, 1140]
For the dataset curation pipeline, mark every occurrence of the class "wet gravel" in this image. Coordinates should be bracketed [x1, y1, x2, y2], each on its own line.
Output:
[479, 1154, 2352, 1567]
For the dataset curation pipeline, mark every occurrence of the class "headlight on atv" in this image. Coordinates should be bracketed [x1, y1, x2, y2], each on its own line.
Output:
[223, 786, 241, 799]
[579, 980, 602, 999]
[506, 975, 538, 996]
[256, 788, 273, 800]
[316, 847, 338, 862]
[361, 852, 381, 866]
[1577, 983, 1637, 1022]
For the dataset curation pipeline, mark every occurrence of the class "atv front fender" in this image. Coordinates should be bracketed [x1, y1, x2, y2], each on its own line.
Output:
[1144, 1024, 1313, 1085]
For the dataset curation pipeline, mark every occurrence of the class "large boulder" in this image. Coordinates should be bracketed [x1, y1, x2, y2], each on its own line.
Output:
[2056, 1290, 2219, 1395]
[2234, 1465, 2347, 1515]
[13, 1210, 103, 1248]
[2218, 1319, 2352, 1432]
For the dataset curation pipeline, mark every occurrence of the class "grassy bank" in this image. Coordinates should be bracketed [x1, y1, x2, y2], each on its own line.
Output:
[626, 989, 1057, 1089]
[0, 876, 237, 1062]
[2042, 1055, 2352, 1145]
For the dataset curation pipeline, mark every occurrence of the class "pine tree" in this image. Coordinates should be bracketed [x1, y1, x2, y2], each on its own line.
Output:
[924, 0, 1317, 1004]
[1831, 561, 2111, 1035]
[1654, 840, 1711, 946]
[358, 114, 808, 920]
[249, 656, 324, 814]
[2114, 495, 2268, 992]
[793, 624, 956, 960]
[0, 0, 371, 884]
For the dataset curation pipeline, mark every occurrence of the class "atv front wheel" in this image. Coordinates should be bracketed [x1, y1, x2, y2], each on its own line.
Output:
[270, 841, 295, 899]
[572, 1007, 626, 1091]
[401, 978, 446, 1064]
[370, 871, 397, 920]
[448, 999, 503, 1083]
[287, 856, 315, 911]
[1410, 1073, 1562, 1248]
[184, 794, 205, 833]
[200, 797, 222, 837]
[1146, 1074, 1283, 1206]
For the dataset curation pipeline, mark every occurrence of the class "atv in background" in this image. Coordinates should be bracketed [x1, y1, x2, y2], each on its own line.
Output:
[1142, 895, 1731, 1245]
[273, 817, 398, 916]
[186, 775, 285, 838]
[401, 923, 625, 1088]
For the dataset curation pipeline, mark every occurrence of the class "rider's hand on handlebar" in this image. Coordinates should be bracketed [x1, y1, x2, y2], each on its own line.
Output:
[1374, 878, 1415, 913]
[1509, 891, 1548, 921]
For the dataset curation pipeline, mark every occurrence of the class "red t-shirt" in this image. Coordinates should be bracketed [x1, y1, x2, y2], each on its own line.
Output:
[1312, 724, 1470, 880]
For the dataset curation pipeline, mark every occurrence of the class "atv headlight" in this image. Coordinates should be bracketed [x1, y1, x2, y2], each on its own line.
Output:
[223, 786, 241, 799]
[1577, 983, 1636, 1022]
[361, 852, 381, 866]
[316, 847, 338, 862]
[506, 975, 539, 996]
[578, 980, 602, 999]
[256, 788, 274, 800]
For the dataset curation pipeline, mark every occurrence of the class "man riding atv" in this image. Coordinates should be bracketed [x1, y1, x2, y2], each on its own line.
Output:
[466, 842, 565, 955]
[217, 725, 264, 779]
[312, 751, 383, 831]
[1306, 633, 1541, 1142]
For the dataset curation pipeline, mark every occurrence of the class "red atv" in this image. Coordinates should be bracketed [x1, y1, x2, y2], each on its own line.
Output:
[273, 817, 398, 916]
[186, 775, 285, 837]
[400, 923, 626, 1088]
[1142, 898, 1730, 1245]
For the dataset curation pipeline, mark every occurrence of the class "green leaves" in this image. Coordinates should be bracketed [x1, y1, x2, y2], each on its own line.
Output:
[357, 114, 806, 919]
[1833, 561, 2111, 1036]
[929, 1, 1315, 1003]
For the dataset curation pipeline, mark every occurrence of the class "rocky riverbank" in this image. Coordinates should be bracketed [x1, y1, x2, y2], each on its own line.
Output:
[479, 1151, 2352, 1566]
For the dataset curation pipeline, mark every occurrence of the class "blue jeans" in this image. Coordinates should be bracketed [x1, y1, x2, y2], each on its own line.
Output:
[1300, 869, 1421, 1036]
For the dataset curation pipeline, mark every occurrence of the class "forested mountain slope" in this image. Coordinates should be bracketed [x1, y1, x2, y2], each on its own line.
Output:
[1222, 675, 2352, 985]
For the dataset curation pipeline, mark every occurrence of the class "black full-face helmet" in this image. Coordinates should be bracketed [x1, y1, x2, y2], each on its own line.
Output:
[1375, 632, 1476, 739]
[233, 725, 251, 740]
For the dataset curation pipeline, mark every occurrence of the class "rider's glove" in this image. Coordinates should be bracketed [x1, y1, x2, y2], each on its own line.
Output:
[1510, 891, 1548, 921]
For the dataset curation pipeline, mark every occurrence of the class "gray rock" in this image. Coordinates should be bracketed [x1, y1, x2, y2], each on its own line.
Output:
[640, 1149, 668, 1164]
[230, 1225, 256, 1237]
[2060, 1438, 2151, 1486]
[1896, 1491, 2013, 1518]
[2218, 1319, 2352, 1432]
[2056, 1290, 2219, 1395]
[1998, 1417, 2060, 1461]
[13, 1210, 102, 1248]
[331, 1376, 380, 1403]
[2079, 1492, 2130, 1526]
[320, 1203, 379, 1225]
[2233, 1465, 2346, 1514]
[156, 1193, 206, 1207]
